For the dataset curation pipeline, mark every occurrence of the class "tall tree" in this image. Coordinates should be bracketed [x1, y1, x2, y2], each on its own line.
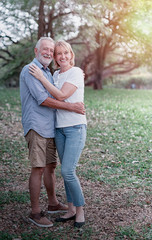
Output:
[0, 0, 152, 88]
[75, 0, 146, 89]
[0, 0, 79, 86]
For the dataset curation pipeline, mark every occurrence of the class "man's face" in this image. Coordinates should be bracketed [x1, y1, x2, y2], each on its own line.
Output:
[35, 40, 55, 68]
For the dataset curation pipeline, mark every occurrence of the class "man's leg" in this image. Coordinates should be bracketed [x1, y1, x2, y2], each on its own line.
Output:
[44, 163, 68, 213]
[45, 137, 68, 213]
[28, 166, 53, 227]
[29, 167, 44, 214]
[43, 163, 58, 206]
[25, 130, 53, 227]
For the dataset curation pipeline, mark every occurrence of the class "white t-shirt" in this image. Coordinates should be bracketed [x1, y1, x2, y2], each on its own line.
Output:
[53, 67, 87, 128]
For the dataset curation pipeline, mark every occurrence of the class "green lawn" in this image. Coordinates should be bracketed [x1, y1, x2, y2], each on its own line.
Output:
[83, 88, 152, 188]
[0, 87, 152, 240]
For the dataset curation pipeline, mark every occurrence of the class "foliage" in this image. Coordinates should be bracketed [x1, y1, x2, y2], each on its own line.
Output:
[75, 0, 149, 88]
[1, 0, 152, 88]
[0, 0, 38, 43]
[0, 38, 36, 86]
[0, 0, 81, 86]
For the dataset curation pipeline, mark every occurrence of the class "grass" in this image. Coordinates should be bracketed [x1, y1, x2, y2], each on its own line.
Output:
[0, 191, 30, 207]
[83, 88, 152, 188]
[0, 227, 93, 240]
[115, 224, 152, 240]
[0, 87, 152, 239]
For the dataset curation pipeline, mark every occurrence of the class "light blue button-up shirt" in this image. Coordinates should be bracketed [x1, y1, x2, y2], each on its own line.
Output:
[20, 58, 56, 138]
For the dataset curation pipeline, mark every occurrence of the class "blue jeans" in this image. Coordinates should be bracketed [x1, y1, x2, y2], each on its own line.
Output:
[55, 124, 87, 207]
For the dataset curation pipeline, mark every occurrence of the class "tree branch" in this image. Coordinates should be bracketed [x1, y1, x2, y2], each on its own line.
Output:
[0, 49, 15, 59]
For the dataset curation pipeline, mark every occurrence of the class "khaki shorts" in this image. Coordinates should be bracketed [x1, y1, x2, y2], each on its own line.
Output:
[25, 130, 57, 167]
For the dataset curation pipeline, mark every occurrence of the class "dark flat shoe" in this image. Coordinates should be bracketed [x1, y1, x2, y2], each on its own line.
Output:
[74, 221, 85, 228]
[55, 214, 76, 222]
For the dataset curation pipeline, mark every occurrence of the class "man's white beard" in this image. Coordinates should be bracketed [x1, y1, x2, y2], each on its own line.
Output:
[37, 53, 52, 67]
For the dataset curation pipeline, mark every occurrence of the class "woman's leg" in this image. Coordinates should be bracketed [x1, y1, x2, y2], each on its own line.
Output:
[55, 128, 65, 162]
[61, 125, 86, 206]
[75, 206, 85, 223]
[55, 128, 74, 204]
[55, 125, 86, 221]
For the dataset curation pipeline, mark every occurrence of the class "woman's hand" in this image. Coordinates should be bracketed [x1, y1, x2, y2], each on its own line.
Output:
[29, 64, 44, 81]
[73, 102, 86, 115]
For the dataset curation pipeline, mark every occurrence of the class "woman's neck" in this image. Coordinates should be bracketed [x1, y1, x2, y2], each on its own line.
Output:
[59, 66, 72, 73]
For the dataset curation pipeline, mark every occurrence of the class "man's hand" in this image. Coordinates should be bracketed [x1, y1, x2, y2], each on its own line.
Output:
[72, 102, 86, 115]
[41, 97, 86, 115]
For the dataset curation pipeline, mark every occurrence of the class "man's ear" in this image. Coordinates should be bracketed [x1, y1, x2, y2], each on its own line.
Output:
[34, 48, 38, 56]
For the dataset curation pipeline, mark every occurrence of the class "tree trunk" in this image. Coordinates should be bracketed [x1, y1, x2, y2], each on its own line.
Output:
[38, 0, 45, 39]
[93, 31, 103, 89]
[93, 71, 102, 89]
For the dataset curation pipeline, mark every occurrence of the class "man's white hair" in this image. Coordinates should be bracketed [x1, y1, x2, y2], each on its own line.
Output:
[35, 37, 55, 49]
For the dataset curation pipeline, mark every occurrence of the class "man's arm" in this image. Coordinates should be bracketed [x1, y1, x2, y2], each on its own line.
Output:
[41, 97, 85, 115]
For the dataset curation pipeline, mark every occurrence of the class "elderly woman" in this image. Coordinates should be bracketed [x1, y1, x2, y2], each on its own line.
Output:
[29, 40, 87, 228]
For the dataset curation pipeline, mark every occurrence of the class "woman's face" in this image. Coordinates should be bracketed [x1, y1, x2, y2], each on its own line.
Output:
[55, 45, 72, 69]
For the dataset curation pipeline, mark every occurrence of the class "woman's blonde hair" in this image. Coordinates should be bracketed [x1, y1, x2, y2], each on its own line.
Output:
[53, 40, 75, 69]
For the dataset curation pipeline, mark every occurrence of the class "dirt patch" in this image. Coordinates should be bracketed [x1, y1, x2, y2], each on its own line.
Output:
[1, 175, 152, 239]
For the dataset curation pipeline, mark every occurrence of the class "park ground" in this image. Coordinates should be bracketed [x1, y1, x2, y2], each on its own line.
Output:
[0, 87, 152, 239]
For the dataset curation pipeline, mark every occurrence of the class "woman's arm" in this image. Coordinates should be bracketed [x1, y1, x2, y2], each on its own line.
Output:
[29, 64, 77, 101]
